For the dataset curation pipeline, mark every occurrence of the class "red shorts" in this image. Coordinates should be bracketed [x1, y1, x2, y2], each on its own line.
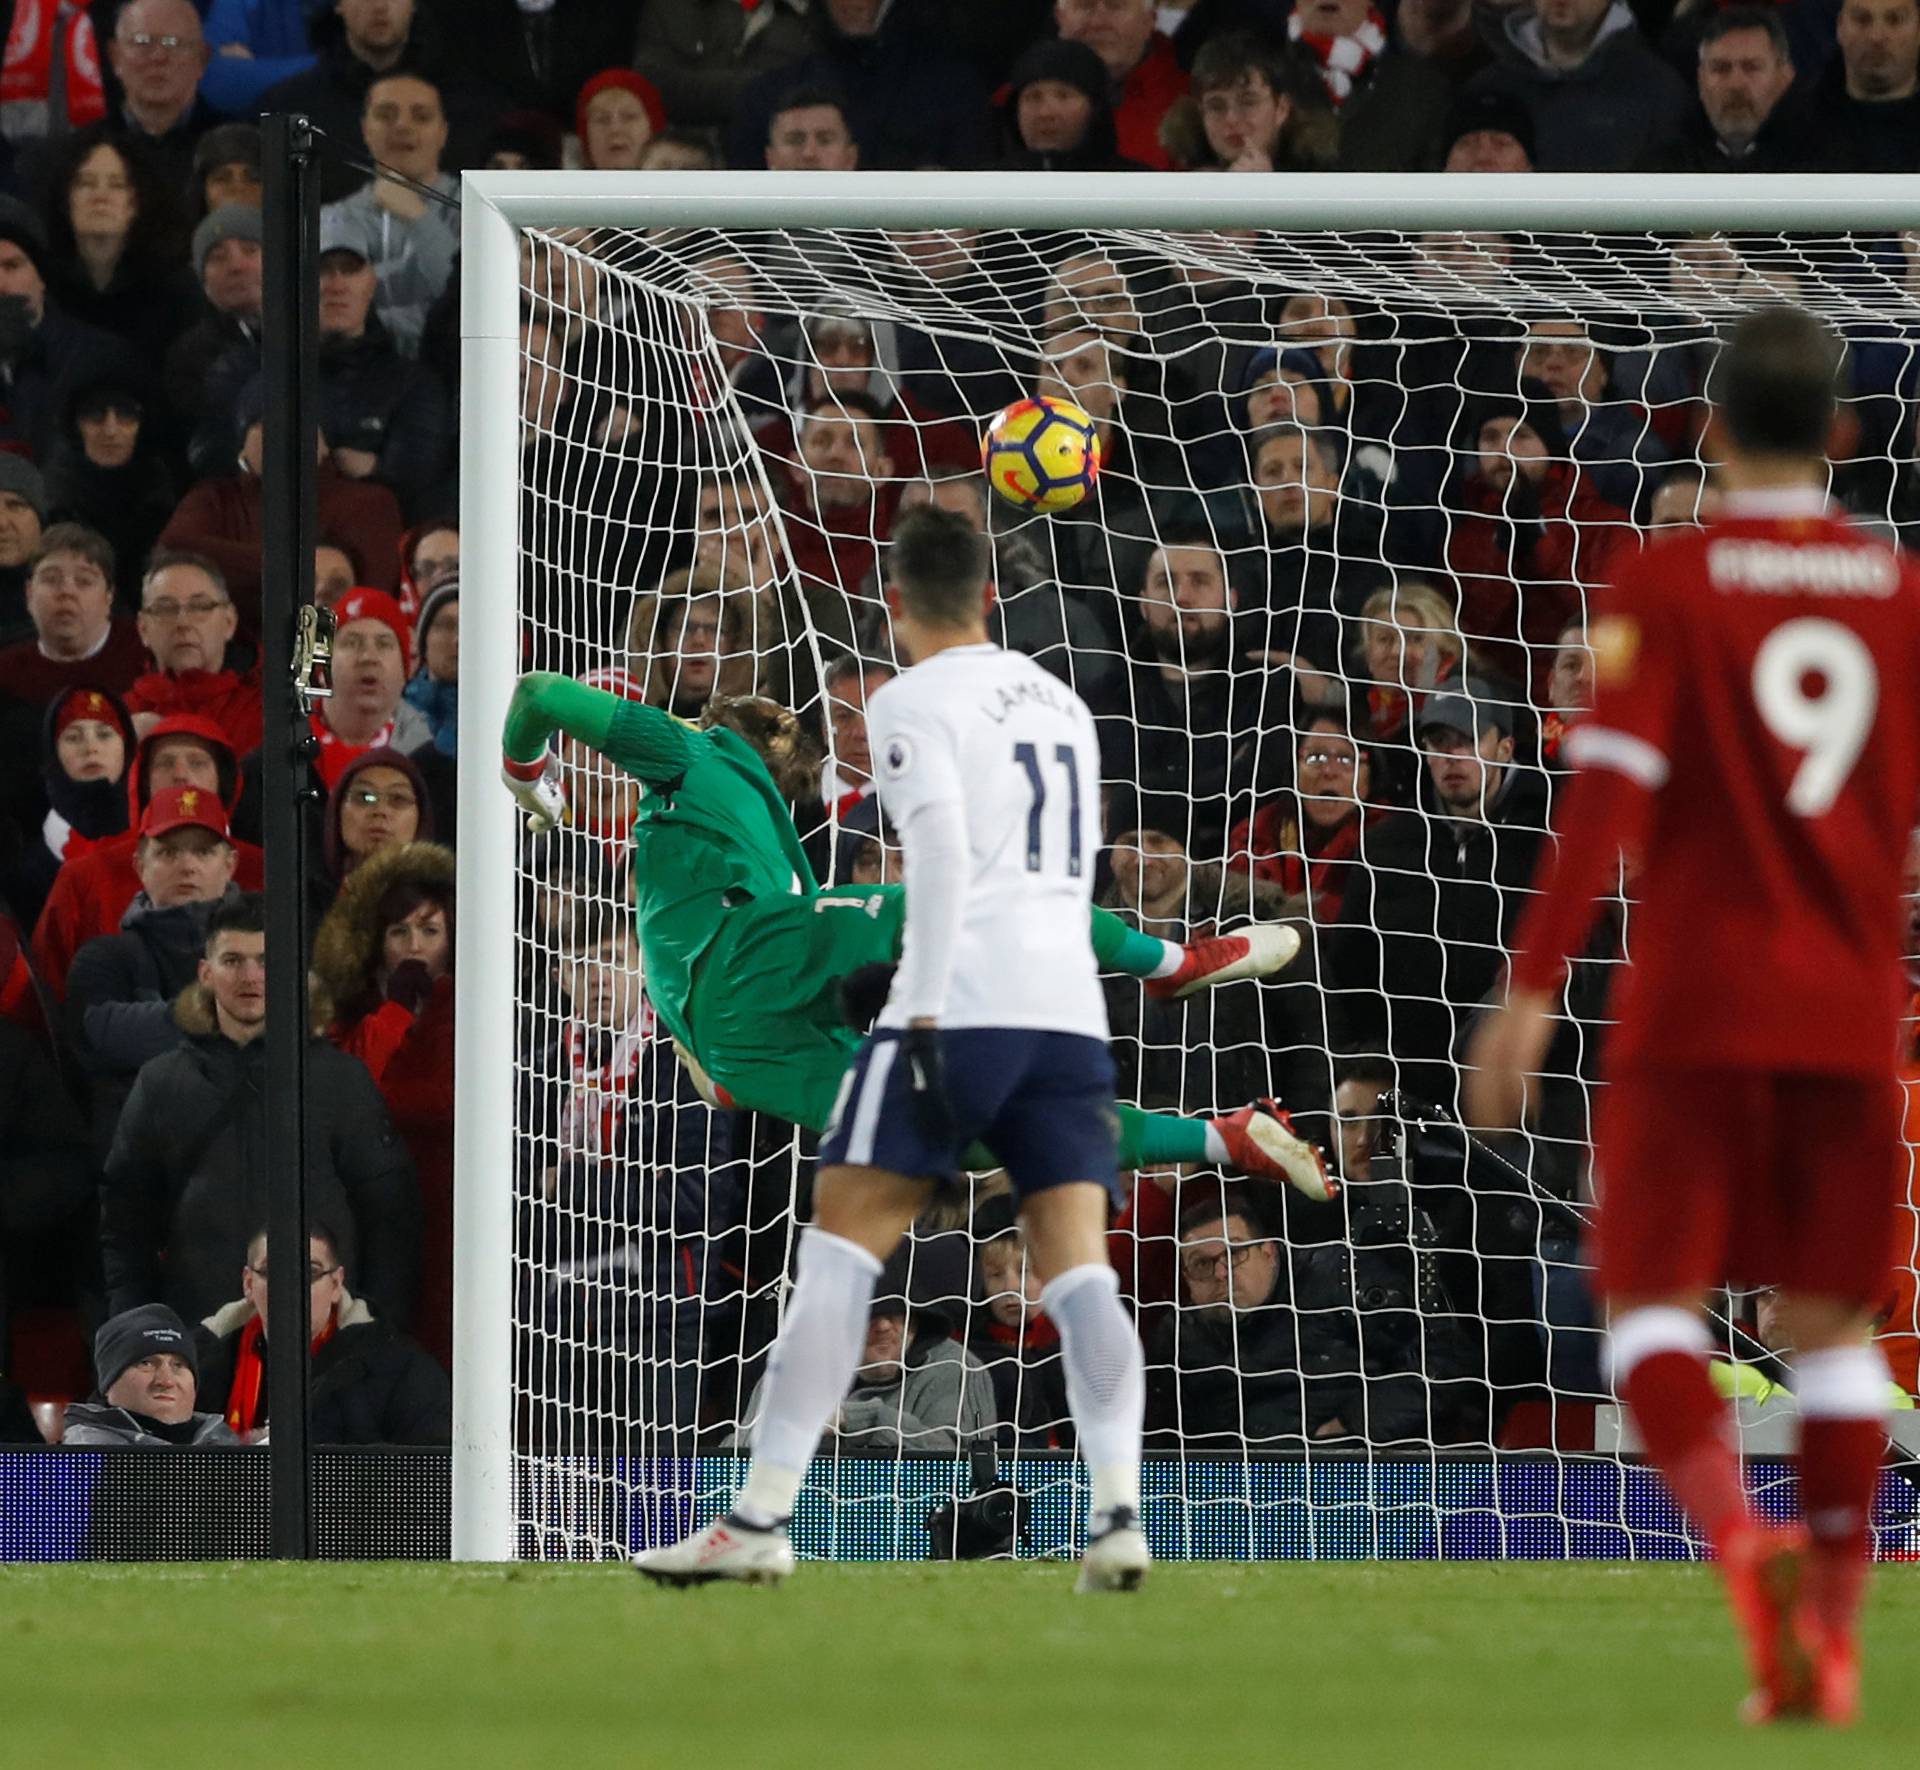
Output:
[1590, 1069, 1905, 1305]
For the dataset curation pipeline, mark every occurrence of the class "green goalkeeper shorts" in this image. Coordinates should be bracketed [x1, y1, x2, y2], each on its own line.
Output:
[683, 885, 906, 1133]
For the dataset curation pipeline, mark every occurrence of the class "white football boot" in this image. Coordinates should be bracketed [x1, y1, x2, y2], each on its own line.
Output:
[1076, 1507, 1151, 1594]
[633, 1515, 795, 1588]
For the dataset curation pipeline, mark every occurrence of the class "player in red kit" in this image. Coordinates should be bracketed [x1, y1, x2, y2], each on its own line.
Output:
[1467, 308, 1920, 1726]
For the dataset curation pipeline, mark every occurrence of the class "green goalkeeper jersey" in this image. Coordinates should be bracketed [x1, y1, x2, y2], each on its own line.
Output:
[502, 673, 818, 1053]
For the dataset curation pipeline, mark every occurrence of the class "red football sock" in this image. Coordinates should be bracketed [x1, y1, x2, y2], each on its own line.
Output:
[1621, 1349, 1750, 1554]
[1799, 1415, 1882, 1644]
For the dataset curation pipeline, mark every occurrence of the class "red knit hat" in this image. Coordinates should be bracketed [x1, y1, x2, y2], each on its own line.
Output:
[53, 685, 124, 739]
[333, 586, 414, 673]
[575, 68, 667, 162]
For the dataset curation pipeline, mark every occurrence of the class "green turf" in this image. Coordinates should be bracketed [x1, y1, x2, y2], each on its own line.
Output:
[7, 1561, 1917, 1769]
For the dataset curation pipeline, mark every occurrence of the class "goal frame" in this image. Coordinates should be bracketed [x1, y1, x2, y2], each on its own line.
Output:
[453, 169, 1920, 1562]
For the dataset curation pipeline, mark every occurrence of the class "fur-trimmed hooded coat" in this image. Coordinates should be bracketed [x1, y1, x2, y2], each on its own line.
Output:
[310, 842, 455, 1369]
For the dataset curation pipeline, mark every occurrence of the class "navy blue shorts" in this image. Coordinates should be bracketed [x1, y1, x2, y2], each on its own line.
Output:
[819, 1028, 1120, 1203]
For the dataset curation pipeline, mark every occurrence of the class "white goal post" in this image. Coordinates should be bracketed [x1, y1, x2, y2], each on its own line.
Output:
[454, 170, 1920, 1564]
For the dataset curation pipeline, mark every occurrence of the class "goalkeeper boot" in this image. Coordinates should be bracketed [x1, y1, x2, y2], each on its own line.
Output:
[633, 1514, 795, 1589]
[1076, 1507, 1150, 1594]
[1144, 924, 1301, 1001]
[1724, 1524, 1816, 1724]
[1212, 1100, 1338, 1202]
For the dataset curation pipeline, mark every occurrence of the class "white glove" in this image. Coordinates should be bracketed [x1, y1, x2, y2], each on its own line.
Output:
[501, 751, 567, 835]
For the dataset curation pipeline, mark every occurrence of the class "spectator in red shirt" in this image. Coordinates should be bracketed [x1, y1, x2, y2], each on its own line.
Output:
[756, 308, 978, 483]
[1055, 0, 1188, 169]
[31, 714, 261, 1001]
[1444, 384, 1628, 698]
[780, 390, 899, 614]
[157, 402, 406, 621]
[312, 839, 455, 1368]
[0, 523, 145, 711]
[124, 551, 261, 756]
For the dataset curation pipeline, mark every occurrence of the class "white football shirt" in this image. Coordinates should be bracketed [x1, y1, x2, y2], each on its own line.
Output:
[867, 642, 1108, 1040]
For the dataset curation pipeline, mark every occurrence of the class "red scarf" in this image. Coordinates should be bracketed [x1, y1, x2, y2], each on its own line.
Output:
[1236, 802, 1368, 924]
[309, 711, 393, 791]
[224, 1312, 339, 1435]
[560, 1010, 656, 1157]
[1289, 6, 1388, 105]
[1, 0, 106, 129]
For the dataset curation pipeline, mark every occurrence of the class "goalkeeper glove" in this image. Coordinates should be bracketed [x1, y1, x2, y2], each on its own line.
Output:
[901, 1023, 956, 1152]
[501, 749, 566, 835]
[837, 962, 898, 1032]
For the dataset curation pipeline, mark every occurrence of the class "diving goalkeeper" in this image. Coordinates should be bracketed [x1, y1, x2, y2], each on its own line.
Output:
[500, 673, 1331, 1197]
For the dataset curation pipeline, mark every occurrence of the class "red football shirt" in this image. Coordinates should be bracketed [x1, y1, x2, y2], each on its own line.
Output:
[1511, 485, 1920, 1076]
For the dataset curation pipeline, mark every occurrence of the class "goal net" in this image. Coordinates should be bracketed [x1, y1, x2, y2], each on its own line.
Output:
[455, 176, 1920, 1564]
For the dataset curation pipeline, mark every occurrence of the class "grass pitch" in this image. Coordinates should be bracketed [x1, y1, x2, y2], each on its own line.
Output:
[8, 1560, 1918, 1770]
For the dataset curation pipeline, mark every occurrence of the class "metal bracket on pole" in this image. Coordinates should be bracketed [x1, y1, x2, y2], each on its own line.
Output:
[261, 110, 320, 1560]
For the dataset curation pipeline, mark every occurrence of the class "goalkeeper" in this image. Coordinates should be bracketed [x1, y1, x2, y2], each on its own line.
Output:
[501, 673, 1331, 1197]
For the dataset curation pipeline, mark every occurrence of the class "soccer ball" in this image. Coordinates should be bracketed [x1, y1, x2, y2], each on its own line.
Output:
[981, 396, 1103, 514]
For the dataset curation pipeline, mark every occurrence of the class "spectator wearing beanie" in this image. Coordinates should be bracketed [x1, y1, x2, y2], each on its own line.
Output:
[313, 745, 437, 924]
[188, 124, 264, 221]
[404, 578, 458, 758]
[30, 713, 263, 1003]
[0, 194, 137, 465]
[0, 454, 49, 644]
[166, 206, 264, 477]
[42, 367, 179, 590]
[998, 38, 1147, 171]
[1444, 381, 1629, 696]
[3, 684, 135, 930]
[201, 1, 321, 117]
[576, 68, 668, 170]
[125, 551, 262, 757]
[63, 1303, 238, 1446]
[1441, 87, 1536, 172]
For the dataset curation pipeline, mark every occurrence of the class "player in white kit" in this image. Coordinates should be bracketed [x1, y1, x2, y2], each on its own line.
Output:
[637, 505, 1148, 1592]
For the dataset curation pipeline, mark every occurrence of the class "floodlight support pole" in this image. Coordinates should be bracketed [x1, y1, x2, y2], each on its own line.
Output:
[451, 189, 521, 1561]
[261, 111, 319, 1560]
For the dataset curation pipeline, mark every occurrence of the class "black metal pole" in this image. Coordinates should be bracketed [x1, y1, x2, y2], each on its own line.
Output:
[261, 112, 318, 1559]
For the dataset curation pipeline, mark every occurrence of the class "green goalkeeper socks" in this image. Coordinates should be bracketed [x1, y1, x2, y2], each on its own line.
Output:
[1115, 1105, 1210, 1168]
[1089, 905, 1181, 979]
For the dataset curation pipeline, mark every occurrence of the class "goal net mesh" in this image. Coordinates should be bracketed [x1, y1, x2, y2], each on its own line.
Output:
[504, 218, 1920, 1561]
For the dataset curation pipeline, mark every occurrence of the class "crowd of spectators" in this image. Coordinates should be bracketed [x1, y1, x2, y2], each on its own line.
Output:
[3, 0, 1920, 1465]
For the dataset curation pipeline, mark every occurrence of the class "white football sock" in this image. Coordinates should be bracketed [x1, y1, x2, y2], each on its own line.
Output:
[1147, 942, 1184, 979]
[1042, 1262, 1144, 1530]
[735, 1228, 883, 1528]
